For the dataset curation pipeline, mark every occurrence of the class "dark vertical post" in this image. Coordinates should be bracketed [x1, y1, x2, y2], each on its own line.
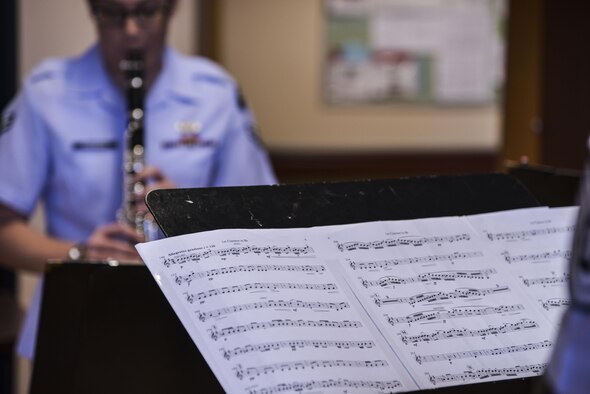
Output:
[0, 0, 17, 111]
[0, 1, 18, 393]
[501, 0, 543, 165]
[541, 0, 590, 169]
[196, 0, 218, 61]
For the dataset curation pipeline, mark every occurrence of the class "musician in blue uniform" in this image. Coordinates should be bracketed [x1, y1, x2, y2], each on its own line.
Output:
[545, 160, 590, 394]
[0, 0, 276, 359]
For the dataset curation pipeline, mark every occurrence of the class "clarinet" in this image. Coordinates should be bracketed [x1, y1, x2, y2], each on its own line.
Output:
[119, 51, 158, 241]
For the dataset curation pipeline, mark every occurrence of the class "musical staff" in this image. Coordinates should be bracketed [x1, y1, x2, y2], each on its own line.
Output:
[486, 226, 575, 242]
[222, 339, 375, 360]
[387, 304, 525, 326]
[374, 286, 510, 307]
[415, 340, 552, 364]
[428, 363, 546, 385]
[198, 300, 350, 322]
[523, 274, 569, 287]
[162, 244, 315, 267]
[541, 298, 570, 311]
[248, 379, 402, 394]
[350, 251, 484, 270]
[235, 359, 389, 380]
[337, 233, 470, 251]
[209, 319, 363, 341]
[184, 282, 337, 302]
[173, 264, 326, 286]
[361, 269, 497, 288]
[399, 319, 539, 345]
[501, 249, 571, 264]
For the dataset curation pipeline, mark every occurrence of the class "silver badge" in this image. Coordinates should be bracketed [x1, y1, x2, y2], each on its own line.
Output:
[175, 120, 202, 134]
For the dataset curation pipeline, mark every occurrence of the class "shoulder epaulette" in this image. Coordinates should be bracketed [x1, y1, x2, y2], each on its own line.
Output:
[28, 59, 64, 85]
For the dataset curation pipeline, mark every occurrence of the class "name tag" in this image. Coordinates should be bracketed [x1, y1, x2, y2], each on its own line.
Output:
[161, 133, 215, 149]
[72, 140, 118, 150]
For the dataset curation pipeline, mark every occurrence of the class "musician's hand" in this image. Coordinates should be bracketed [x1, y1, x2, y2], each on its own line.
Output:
[84, 222, 143, 263]
[134, 165, 176, 215]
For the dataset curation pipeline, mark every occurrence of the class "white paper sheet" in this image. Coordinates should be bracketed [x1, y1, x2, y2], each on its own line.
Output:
[136, 206, 577, 393]
[324, 215, 556, 388]
[468, 206, 578, 326]
[138, 226, 419, 393]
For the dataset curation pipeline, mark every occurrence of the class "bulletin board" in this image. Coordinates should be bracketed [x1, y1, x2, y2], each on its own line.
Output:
[324, 0, 508, 106]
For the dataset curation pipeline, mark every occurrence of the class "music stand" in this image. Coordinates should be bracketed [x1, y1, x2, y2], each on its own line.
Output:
[31, 173, 543, 393]
[30, 263, 223, 393]
[506, 161, 581, 207]
[145, 173, 543, 394]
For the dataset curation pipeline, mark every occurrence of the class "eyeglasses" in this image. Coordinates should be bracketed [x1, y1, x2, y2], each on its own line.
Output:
[91, 1, 169, 28]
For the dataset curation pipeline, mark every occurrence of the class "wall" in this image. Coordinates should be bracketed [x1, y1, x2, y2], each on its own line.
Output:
[217, 0, 502, 154]
[16, 1, 197, 393]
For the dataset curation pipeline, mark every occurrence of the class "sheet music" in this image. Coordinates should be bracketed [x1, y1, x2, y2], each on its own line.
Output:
[137, 227, 419, 394]
[136, 206, 577, 393]
[467, 206, 578, 326]
[323, 215, 558, 389]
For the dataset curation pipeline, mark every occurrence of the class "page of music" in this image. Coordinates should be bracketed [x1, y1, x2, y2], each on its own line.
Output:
[136, 206, 577, 393]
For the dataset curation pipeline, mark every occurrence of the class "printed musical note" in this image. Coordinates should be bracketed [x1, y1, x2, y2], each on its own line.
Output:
[414, 340, 552, 364]
[523, 274, 569, 287]
[501, 249, 571, 264]
[198, 300, 350, 322]
[162, 244, 315, 267]
[235, 359, 389, 380]
[374, 286, 510, 307]
[173, 264, 326, 286]
[387, 304, 525, 326]
[399, 319, 539, 345]
[541, 298, 570, 311]
[222, 339, 375, 360]
[184, 282, 338, 302]
[428, 363, 546, 385]
[209, 319, 363, 341]
[350, 251, 484, 270]
[247, 379, 402, 394]
[486, 226, 575, 242]
[361, 269, 497, 288]
[337, 233, 471, 251]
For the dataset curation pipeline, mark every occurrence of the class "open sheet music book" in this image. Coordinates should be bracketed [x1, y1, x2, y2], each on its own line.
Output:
[136, 206, 577, 393]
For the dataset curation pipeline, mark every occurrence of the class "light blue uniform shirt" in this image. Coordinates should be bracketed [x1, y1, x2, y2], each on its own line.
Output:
[0, 45, 276, 359]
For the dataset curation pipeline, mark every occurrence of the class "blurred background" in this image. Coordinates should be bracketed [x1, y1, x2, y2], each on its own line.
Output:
[1, 0, 589, 393]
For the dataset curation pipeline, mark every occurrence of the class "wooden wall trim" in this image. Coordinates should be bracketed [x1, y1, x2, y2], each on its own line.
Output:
[501, 0, 542, 165]
[196, 0, 216, 59]
[270, 152, 499, 183]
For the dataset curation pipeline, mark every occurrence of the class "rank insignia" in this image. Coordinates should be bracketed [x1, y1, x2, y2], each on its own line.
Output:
[163, 120, 213, 149]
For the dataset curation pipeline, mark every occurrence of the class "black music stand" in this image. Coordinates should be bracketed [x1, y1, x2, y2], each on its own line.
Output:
[506, 161, 581, 207]
[145, 173, 543, 394]
[30, 262, 224, 394]
[31, 173, 543, 394]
